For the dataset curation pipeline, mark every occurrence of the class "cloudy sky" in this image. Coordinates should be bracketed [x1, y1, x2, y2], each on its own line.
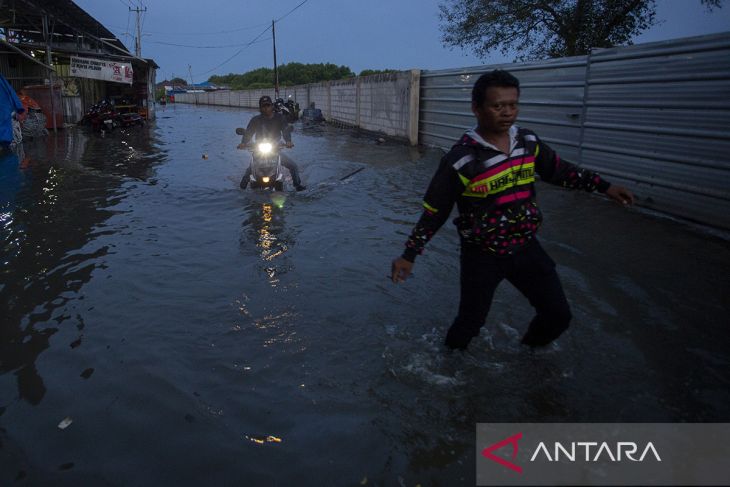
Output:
[74, 0, 730, 82]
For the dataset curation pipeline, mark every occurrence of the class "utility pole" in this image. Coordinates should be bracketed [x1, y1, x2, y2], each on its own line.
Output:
[42, 13, 57, 133]
[129, 5, 147, 57]
[188, 65, 198, 105]
[272, 20, 279, 98]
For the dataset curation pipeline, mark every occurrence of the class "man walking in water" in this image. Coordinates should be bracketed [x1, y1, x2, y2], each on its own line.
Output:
[391, 70, 634, 350]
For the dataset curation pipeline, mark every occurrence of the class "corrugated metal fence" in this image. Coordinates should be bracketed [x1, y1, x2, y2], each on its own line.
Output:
[420, 32, 730, 230]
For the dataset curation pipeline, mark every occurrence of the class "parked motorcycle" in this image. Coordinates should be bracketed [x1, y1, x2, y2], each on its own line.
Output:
[117, 112, 145, 128]
[79, 99, 145, 133]
[79, 99, 118, 134]
[79, 100, 119, 133]
[274, 97, 299, 123]
[236, 128, 285, 191]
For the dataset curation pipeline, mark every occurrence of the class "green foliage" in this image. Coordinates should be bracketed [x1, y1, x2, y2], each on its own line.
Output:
[439, 0, 724, 61]
[209, 63, 356, 89]
[169, 77, 187, 85]
[358, 69, 398, 77]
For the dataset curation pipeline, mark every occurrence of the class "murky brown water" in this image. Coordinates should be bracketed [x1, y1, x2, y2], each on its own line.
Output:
[1, 104, 729, 485]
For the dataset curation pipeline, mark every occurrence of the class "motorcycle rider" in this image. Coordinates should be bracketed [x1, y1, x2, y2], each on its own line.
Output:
[302, 102, 325, 123]
[238, 95, 305, 191]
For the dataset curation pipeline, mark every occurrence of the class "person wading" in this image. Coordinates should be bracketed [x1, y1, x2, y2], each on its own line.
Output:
[391, 70, 634, 351]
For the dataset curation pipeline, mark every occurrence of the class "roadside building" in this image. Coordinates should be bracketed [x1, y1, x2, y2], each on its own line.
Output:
[0, 0, 158, 129]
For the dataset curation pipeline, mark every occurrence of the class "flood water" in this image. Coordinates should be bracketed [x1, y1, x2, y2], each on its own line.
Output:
[1, 104, 729, 485]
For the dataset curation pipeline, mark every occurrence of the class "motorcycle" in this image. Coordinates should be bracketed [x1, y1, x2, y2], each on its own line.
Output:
[274, 97, 299, 123]
[236, 127, 285, 191]
[79, 99, 118, 134]
[116, 112, 145, 128]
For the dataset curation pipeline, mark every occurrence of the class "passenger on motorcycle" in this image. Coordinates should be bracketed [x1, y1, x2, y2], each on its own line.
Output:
[238, 95, 305, 191]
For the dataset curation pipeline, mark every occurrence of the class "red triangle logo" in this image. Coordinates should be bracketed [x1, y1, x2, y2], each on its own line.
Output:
[481, 432, 523, 474]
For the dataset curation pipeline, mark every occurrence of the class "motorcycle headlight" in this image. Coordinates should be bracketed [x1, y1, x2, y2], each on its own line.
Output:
[257, 142, 273, 154]
[262, 176, 270, 183]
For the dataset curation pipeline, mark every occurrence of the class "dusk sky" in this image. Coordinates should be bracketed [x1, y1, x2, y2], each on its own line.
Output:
[74, 0, 730, 83]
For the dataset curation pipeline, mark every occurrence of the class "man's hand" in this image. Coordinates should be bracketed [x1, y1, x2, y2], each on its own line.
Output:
[285, 141, 294, 148]
[237, 143, 246, 150]
[605, 185, 635, 206]
[391, 257, 414, 284]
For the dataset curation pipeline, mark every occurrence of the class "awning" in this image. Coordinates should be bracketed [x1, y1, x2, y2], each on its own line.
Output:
[0, 39, 55, 71]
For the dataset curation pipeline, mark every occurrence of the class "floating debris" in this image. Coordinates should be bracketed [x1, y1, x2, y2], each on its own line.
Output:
[244, 434, 282, 445]
[58, 417, 73, 429]
[340, 166, 365, 181]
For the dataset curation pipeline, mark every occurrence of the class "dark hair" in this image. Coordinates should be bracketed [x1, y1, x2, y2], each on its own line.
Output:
[471, 70, 520, 107]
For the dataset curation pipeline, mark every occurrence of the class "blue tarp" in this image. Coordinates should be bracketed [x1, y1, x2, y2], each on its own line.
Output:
[0, 74, 24, 146]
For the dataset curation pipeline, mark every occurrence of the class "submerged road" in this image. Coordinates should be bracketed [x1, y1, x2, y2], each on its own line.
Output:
[1, 104, 728, 485]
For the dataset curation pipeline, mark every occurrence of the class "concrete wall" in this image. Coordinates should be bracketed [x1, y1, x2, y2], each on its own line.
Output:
[308, 82, 330, 118]
[329, 78, 358, 125]
[174, 70, 421, 144]
[358, 72, 415, 140]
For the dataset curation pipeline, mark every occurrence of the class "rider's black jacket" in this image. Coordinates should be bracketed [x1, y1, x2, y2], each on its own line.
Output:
[242, 113, 292, 145]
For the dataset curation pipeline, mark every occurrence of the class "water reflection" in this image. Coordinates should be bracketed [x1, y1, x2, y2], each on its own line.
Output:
[0, 126, 166, 406]
[240, 194, 292, 287]
[1, 104, 728, 485]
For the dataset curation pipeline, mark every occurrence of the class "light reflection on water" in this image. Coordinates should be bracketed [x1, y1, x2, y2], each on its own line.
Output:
[1, 104, 728, 485]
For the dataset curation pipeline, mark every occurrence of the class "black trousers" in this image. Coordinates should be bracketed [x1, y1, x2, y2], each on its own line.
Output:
[445, 240, 572, 349]
[241, 154, 302, 187]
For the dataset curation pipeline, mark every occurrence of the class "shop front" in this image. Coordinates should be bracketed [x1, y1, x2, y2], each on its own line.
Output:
[1, 0, 158, 130]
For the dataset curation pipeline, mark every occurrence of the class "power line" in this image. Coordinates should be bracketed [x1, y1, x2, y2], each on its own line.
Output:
[193, 24, 272, 77]
[124, 9, 131, 41]
[150, 38, 272, 49]
[151, 23, 270, 36]
[105, 22, 270, 37]
[275, 0, 310, 24]
[194, 0, 312, 77]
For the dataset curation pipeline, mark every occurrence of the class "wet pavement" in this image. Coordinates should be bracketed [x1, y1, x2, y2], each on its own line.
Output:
[1, 103, 729, 486]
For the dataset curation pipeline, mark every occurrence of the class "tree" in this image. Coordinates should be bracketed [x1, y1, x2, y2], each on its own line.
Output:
[359, 69, 398, 77]
[170, 77, 187, 86]
[208, 63, 355, 89]
[438, 0, 724, 61]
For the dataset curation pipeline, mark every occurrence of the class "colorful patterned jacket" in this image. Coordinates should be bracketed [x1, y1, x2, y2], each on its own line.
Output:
[402, 126, 611, 261]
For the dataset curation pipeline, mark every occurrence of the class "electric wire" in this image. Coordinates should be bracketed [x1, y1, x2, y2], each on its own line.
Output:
[275, 0, 309, 24]
[192, 23, 273, 77]
[104, 22, 270, 36]
[150, 38, 272, 49]
[194, 0, 311, 76]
